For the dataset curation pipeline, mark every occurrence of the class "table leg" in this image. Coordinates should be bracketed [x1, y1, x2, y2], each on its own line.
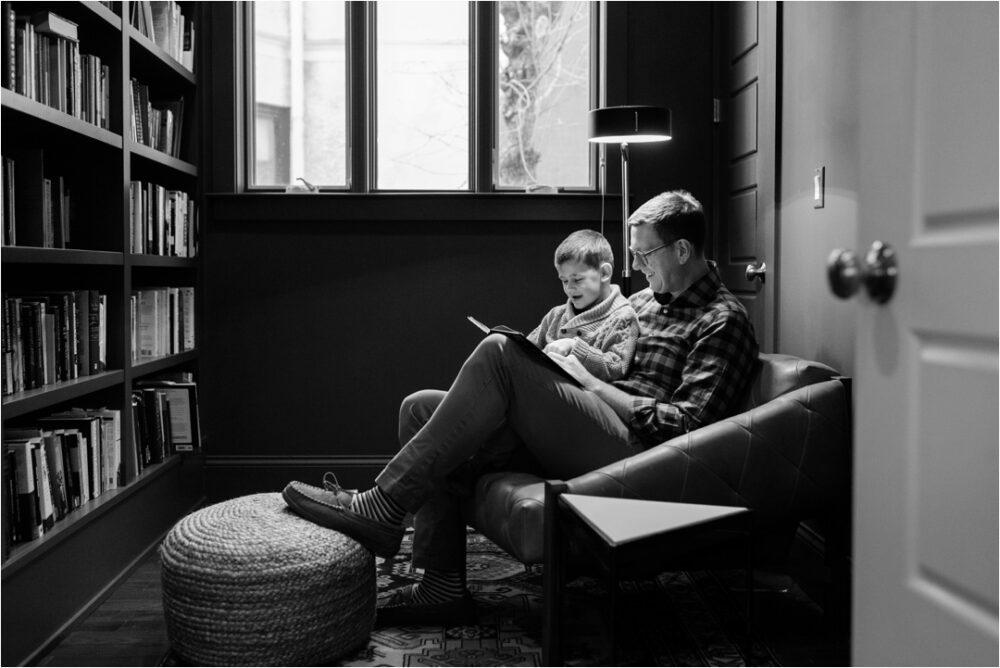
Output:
[744, 519, 755, 666]
[609, 557, 620, 666]
[543, 481, 569, 666]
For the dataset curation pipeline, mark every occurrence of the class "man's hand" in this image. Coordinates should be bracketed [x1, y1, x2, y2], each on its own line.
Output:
[547, 352, 636, 424]
[543, 338, 576, 356]
[546, 352, 599, 391]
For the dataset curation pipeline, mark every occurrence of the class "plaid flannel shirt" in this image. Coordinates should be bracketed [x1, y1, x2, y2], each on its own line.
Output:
[613, 262, 759, 447]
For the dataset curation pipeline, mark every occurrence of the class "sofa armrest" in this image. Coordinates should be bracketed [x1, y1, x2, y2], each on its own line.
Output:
[565, 378, 851, 532]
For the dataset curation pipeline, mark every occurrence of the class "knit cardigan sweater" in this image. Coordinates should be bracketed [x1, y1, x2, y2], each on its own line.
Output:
[527, 284, 639, 382]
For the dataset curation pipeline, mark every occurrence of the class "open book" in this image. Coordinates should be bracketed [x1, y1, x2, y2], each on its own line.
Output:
[467, 316, 582, 386]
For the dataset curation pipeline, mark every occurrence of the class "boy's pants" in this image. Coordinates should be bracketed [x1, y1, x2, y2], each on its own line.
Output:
[375, 333, 641, 571]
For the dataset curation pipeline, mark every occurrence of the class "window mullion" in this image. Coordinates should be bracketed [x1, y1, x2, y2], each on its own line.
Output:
[348, 1, 373, 192]
[473, 2, 495, 193]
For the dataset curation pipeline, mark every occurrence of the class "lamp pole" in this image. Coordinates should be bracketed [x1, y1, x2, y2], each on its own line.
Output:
[620, 142, 631, 296]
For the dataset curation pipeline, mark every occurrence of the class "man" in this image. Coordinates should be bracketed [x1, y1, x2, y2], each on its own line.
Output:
[283, 190, 759, 626]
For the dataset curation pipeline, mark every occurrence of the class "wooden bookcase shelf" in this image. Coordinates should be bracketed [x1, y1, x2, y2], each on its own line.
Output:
[1, 89, 124, 148]
[1, 247, 125, 265]
[1, 454, 183, 576]
[129, 139, 198, 175]
[129, 349, 199, 377]
[1, 370, 126, 418]
[1, 3, 205, 665]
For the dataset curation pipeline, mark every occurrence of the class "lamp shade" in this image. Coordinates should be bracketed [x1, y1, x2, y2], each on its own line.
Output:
[588, 105, 672, 144]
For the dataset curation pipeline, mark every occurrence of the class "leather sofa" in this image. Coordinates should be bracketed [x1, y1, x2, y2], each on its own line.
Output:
[464, 353, 852, 567]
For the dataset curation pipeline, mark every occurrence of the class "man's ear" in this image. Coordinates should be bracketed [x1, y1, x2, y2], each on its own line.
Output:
[599, 262, 614, 281]
[675, 239, 692, 265]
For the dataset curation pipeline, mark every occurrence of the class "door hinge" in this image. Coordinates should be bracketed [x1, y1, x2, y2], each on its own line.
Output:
[713, 98, 721, 124]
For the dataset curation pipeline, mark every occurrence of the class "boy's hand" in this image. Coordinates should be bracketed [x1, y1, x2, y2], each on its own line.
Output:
[543, 338, 576, 356]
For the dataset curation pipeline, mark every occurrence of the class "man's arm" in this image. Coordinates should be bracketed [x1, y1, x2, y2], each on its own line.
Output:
[626, 313, 758, 444]
[549, 310, 758, 446]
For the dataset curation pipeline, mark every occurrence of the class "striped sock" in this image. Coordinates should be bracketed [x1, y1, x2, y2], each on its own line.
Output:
[410, 568, 465, 605]
[350, 485, 407, 525]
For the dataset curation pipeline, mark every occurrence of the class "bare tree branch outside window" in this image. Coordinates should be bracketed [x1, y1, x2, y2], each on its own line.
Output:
[498, 1, 591, 189]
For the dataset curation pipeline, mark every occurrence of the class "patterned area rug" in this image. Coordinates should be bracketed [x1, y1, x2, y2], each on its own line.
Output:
[335, 529, 781, 667]
[163, 527, 833, 666]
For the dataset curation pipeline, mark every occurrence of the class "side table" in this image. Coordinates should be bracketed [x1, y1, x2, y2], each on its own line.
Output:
[542, 482, 754, 666]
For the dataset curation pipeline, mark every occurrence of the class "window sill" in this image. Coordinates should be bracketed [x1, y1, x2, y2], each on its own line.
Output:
[207, 192, 622, 224]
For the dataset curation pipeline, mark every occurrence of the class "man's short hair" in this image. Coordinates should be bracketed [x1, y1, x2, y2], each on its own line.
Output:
[554, 229, 614, 270]
[629, 190, 707, 254]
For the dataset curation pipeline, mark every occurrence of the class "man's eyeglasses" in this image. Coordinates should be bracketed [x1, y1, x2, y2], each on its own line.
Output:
[630, 239, 677, 265]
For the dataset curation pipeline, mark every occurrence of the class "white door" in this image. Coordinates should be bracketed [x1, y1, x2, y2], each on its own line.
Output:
[850, 3, 999, 665]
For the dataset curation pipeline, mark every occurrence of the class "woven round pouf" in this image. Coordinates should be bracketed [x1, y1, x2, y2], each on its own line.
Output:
[160, 492, 375, 666]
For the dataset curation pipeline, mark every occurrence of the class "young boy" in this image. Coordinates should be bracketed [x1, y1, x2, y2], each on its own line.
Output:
[528, 229, 639, 382]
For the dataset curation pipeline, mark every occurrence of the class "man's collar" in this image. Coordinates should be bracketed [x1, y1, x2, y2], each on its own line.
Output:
[653, 261, 721, 307]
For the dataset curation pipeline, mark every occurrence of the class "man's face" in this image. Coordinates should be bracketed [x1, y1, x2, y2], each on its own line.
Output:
[556, 260, 605, 311]
[630, 224, 681, 295]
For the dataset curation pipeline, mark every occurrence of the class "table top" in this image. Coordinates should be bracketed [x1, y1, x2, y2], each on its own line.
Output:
[560, 494, 750, 548]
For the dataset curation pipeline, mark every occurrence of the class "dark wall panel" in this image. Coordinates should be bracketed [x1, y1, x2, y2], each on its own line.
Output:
[203, 215, 585, 462]
[621, 2, 715, 216]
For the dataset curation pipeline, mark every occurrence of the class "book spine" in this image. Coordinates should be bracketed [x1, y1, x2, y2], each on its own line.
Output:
[3, 449, 17, 550]
[2, 2, 12, 90]
[42, 432, 67, 520]
[8, 444, 40, 540]
[88, 289, 101, 373]
[32, 443, 54, 531]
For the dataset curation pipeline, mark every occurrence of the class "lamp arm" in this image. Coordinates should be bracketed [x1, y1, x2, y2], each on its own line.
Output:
[620, 143, 631, 294]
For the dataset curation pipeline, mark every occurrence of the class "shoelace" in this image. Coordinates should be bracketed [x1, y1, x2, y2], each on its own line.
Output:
[322, 472, 358, 507]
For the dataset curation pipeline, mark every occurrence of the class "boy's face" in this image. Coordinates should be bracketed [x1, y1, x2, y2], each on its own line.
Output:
[557, 260, 609, 311]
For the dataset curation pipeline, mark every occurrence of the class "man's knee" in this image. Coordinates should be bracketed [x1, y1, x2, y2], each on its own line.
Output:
[470, 332, 515, 364]
[398, 389, 446, 445]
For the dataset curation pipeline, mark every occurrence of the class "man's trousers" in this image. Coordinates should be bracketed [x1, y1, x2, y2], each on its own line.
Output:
[375, 333, 640, 570]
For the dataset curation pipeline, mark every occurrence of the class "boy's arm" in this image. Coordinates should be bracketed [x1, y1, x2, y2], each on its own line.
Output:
[527, 305, 562, 348]
[569, 311, 639, 381]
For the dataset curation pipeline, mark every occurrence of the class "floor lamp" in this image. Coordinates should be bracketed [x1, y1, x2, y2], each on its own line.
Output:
[588, 105, 672, 294]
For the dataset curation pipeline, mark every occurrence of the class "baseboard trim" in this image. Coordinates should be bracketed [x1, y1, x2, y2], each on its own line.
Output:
[203, 455, 392, 502]
[204, 454, 393, 468]
[22, 495, 206, 668]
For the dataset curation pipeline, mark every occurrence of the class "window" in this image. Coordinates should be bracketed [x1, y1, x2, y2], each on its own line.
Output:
[376, 2, 470, 190]
[496, 2, 593, 190]
[251, 1, 348, 188]
[248, 1, 598, 192]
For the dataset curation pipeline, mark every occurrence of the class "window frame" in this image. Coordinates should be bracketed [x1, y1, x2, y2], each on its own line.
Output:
[242, 1, 602, 194]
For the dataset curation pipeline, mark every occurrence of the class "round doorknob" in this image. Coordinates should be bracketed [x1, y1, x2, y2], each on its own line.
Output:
[827, 249, 863, 299]
[864, 240, 898, 304]
[745, 261, 767, 284]
[827, 241, 897, 303]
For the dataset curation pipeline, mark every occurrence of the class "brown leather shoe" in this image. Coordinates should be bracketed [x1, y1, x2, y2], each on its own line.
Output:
[282, 481, 404, 558]
[375, 584, 477, 628]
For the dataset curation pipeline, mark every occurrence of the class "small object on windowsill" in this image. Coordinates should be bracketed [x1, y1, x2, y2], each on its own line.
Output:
[285, 177, 320, 193]
[526, 184, 558, 194]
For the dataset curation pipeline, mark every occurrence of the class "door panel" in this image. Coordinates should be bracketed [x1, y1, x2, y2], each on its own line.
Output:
[715, 1, 777, 351]
[728, 190, 757, 259]
[852, 3, 999, 665]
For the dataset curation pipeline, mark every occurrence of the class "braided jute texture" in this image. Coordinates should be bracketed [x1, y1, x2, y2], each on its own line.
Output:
[160, 493, 375, 666]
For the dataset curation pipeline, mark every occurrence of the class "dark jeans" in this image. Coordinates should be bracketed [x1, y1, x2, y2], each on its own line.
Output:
[376, 333, 640, 571]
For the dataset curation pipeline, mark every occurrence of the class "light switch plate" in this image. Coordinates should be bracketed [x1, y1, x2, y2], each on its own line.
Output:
[814, 166, 825, 209]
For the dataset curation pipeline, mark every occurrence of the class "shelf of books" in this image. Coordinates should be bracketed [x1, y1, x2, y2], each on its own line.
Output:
[1, 2, 203, 664]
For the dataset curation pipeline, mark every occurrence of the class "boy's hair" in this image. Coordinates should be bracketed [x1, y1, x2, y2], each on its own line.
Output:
[554, 230, 614, 270]
[629, 189, 707, 254]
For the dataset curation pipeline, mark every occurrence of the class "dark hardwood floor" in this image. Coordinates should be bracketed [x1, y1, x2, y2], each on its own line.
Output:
[34, 549, 170, 667]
